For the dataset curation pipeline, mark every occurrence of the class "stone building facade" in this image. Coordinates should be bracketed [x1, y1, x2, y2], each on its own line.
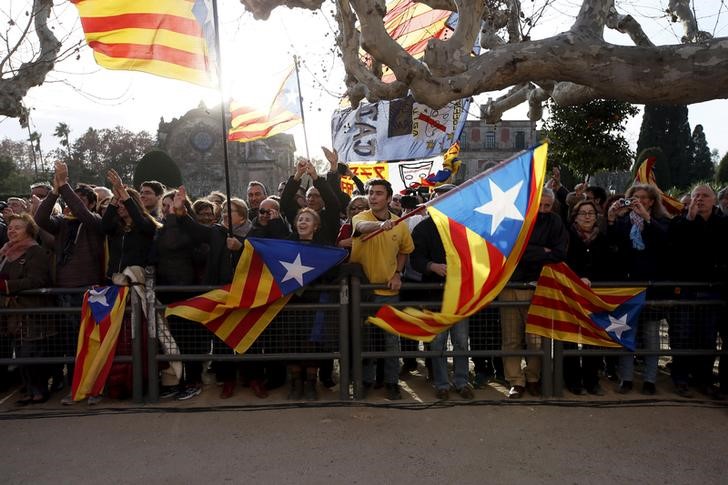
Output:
[157, 103, 296, 198]
[456, 118, 539, 181]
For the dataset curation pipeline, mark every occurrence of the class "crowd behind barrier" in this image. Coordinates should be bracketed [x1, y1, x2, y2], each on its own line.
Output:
[0, 278, 724, 404]
[1, 154, 727, 406]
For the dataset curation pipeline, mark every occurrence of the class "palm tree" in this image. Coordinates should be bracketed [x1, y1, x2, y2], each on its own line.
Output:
[54, 122, 71, 161]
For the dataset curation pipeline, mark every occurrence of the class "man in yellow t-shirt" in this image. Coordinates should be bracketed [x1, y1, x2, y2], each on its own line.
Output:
[350, 179, 414, 400]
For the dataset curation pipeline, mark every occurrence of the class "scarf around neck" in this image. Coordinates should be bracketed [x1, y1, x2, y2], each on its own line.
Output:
[0, 237, 38, 264]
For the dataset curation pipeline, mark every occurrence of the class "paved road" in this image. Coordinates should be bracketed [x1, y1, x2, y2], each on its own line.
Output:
[2, 401, 727, 484]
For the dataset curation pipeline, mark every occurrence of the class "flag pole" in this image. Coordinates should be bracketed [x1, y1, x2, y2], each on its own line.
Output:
[292, 55, 311, 162]
[211, 0, 234, 236]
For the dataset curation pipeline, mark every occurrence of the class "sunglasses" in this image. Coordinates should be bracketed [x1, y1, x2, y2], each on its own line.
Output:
[259, 208, 273, 215]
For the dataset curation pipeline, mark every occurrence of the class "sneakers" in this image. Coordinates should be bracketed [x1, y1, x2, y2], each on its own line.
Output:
[457, 386, 474, 400]
[60, 393, 75, 406]
[617, 380, 633, 394]
[435, 388, 450, 400]
[160, 386, 179, 399]
[176, 386, 202, 401]
[508, 385, 525, 399]
[641, 382, 656, 396]
[385, 383, 402, 400]
[87, 395, 102, 405]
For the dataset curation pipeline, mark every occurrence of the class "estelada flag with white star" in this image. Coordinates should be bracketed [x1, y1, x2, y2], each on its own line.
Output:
[369, 143, 549, 341]
[165, 238, 347, 353]
[72, 286, 129, 401]
[526, 262, 646, 350]
[228, 65, 302, 143]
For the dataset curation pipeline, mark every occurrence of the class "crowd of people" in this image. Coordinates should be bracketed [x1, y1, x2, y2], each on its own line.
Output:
[0, 152, 727, 406]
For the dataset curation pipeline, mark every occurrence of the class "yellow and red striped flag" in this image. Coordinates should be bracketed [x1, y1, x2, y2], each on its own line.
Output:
[73, 0, 217, 86]
[634, 156, 684, 215]
[373, 0, 453, 83]
[71, 286, 128, 401]
[228, 66, 302, 143]
[369, 143, 548, 341]
[525, 263, 646, 350]
[166, 238, 346, 353]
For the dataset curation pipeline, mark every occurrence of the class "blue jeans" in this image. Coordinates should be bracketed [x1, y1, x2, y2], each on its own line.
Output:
[431, 319, 469, 391]
[363, 294, 400, 385]
[619, 319, 660, 384]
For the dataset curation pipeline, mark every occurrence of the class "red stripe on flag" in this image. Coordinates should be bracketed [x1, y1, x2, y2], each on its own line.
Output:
[448, 219, 474, 311]
[238, 254, 266, 308]
[527, 314, 611, 343]
[530, 295, 601, 328]
[373, 306, 444, 338]
[79, 13, 202, 36]
[88, 41, 207, 70]
[416, 113, 446, 133]
[223, 305, 270, 349]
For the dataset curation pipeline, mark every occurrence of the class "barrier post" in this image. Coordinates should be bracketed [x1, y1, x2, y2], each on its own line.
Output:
[338, 278, 351, 400]
[350, 276, 363, 399]
[130, 287, 144, 403]
[145, 266, 159, 402]
[541, 337, 554, 398]
[552, 339, 564, 397]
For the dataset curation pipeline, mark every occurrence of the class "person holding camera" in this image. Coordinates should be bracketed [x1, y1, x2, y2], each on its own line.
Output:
[607, 183, 670, 395]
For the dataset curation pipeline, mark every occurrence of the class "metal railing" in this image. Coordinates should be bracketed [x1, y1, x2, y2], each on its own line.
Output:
[1, 274, 725, 403]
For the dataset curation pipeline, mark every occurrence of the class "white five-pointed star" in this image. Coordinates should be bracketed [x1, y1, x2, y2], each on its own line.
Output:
[280, 253, 315, 286]
[474, 179, 524, 235]
[88, 288, 110, 307]
[605, 313, 631, 339]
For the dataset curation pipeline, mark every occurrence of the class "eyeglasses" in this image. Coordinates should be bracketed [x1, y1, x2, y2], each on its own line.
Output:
[576, 211, 597, 217]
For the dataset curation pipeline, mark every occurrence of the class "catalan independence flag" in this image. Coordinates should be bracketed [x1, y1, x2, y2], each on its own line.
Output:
[228, 66, 302, 143]
[634, 156, 684, 215]
[73, 0, 217, 86]
[71, 286, 129, 402]
[525, 263, 646, 351]
[374, 0, 453, 83]
[165, 238, 346, 353]
[369, 143, 548, 341]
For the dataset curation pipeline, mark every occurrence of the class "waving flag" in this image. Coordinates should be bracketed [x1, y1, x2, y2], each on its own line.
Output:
[525, 263, 646, 350]
[73, 0, 217, 86]
[369, 143, 548, 341]
[71, 286, 129, 401]
[634, 156, 684, 215]
[373, 0, 453, 83]
[228, 66, 303, 143]
[166, 238, 346, 353]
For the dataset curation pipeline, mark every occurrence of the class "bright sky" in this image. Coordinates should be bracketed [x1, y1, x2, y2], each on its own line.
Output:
[1, 0, 727, 165]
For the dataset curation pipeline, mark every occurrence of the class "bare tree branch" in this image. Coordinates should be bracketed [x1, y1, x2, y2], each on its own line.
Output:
[0, 0, 61, 126]
[668, 0, 712, 43]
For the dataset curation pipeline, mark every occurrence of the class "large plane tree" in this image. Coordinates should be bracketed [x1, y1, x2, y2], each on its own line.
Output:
[2, 0, 727, 125]
[241, 0, 727, 120]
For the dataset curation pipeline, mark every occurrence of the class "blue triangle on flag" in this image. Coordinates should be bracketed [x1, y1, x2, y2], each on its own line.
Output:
[590, 292, 646, 351]
[87, 286, 120, 324]
[247, 238, 347, 295]
[431, 149, 534, 258]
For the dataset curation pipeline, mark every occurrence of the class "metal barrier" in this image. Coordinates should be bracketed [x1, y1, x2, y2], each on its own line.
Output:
[0, 287, 145, 403]
[1, 277, 725, 403]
